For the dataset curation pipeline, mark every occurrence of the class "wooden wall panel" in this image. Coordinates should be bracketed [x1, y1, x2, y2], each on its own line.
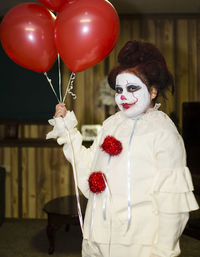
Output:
[85, 68, 95, 124]
[4, 149, 12, 217]
[50, 148, 72, 198]
[22, 148, 36, 218]
[146, 19, 156, 44]
[10, 148, 18, 218]
[0, 147, 18, 218]
[188, 20, 198, 101]
[176, 20, 189, 129]
[131, 20, 142, 41]
[23, 124, 50, 139]
[155, 19, 175, 115]
[21, 147, 70, 219]
[36, 148, 53, 219]
[93, 62, 107, 123]
[74, 72, 86, 129]
[197, 20, 200, 100]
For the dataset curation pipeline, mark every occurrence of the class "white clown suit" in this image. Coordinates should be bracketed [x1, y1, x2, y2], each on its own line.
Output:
[47, 105, 199, 257]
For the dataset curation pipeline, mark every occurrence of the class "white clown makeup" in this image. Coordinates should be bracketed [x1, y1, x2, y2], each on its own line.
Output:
[115, 72, 151, 118]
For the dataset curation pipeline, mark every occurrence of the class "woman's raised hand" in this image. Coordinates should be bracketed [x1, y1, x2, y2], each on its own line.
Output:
[54, 103, 67, 118]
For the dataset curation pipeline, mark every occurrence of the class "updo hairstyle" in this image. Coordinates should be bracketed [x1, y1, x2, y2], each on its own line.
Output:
[107, 40, 174, 100]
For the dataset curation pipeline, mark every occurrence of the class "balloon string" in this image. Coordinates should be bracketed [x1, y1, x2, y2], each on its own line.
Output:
[63, 72, 76, 102]
[44, 72, 60, 103]
[57, 54, 62, 102]
[63, 119, 84, 234]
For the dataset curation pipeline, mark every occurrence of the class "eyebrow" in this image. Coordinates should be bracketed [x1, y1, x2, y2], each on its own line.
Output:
[126, 83, 141, 87]
[115, 84, 141, 88]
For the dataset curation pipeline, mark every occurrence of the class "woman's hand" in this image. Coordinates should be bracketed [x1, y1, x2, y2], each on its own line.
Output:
[54, 103, 67, 118]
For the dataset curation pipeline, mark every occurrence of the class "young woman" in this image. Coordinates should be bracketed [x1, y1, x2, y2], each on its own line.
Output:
[47, 41, 199, 257]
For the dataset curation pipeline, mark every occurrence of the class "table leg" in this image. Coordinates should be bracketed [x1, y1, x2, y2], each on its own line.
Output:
[65, 224, 70, 232]
[46, 222, 61, 254]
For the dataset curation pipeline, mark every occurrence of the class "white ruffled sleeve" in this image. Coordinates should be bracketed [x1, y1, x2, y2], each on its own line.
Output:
[151, 128, 199, 213]
[150, 127, 199, 257]
[46, 111, 103, 198]
[46, 111, 78, 145]
[151, 166, 198, 213]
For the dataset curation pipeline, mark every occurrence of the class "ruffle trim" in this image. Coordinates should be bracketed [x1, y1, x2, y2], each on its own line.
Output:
[151, 167, 199, 213]
[46, 111, 78, 145]
[151, 191, 199, 213]
[152, 167, 194, 193]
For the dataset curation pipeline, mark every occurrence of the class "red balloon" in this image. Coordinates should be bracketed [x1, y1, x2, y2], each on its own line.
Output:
[38, 0, 77, 12]
[0, 3, 57, 73]
[55, 0, 120, 72]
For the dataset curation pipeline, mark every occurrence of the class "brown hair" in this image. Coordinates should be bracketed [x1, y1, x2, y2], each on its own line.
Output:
[107, 41, 174, 99]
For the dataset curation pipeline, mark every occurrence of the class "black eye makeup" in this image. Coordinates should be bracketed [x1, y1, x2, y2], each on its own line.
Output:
[115, 84, 141, 94]
[127, 85, 141, 92]
[115, 86, 123, 94]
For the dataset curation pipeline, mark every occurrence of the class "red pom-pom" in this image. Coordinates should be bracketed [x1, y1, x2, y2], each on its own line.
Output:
[89, 172, 106, 194]
[100, 136, 122, 156]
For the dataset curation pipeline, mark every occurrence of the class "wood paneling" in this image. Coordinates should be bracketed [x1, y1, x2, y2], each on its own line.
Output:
[0, 147, 18, 218]
[1, 14, 200, 218]
[21, 147, 70, 218]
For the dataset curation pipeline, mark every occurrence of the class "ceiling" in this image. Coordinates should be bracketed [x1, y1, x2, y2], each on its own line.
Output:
[1, 0, 200, 17]
[110, 0, 200, 14]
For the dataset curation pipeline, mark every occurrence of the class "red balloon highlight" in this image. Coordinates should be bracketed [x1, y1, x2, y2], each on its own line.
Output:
[55, 0, 120, 72]
[0, 3, 57, 73]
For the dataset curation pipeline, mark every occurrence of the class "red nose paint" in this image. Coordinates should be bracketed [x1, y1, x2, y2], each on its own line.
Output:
[120, 95, 126, 100]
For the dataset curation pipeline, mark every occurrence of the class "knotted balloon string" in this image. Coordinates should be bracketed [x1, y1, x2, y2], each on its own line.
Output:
[62, 75, 83, 234]
[63, 119, 84, 234]
[63, 72, 76, 102]
[44, 54, 63, 103]
[44, 63, 83, 234]
[57, 54, 62, 102]
[44, 72, 60, 103]
[44, 56, 76, 103]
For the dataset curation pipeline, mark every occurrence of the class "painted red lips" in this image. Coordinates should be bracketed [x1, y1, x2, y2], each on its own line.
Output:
[122, 103, 134, 109]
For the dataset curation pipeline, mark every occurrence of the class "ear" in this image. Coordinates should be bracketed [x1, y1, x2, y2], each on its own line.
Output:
[150, 86, 158, 100]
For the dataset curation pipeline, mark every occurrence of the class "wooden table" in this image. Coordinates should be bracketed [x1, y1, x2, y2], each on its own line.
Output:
[43, 195, 87, 254]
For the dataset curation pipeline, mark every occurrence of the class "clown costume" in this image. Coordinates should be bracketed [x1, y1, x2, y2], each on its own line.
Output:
[47, 41, 199, 257]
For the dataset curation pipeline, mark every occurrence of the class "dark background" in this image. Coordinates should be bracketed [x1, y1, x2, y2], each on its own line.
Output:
[0, 43, 59, 121]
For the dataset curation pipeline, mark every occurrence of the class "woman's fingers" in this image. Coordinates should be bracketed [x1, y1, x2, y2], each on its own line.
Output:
[55, 103, 67, 117]
[56, 103, 65, 110]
